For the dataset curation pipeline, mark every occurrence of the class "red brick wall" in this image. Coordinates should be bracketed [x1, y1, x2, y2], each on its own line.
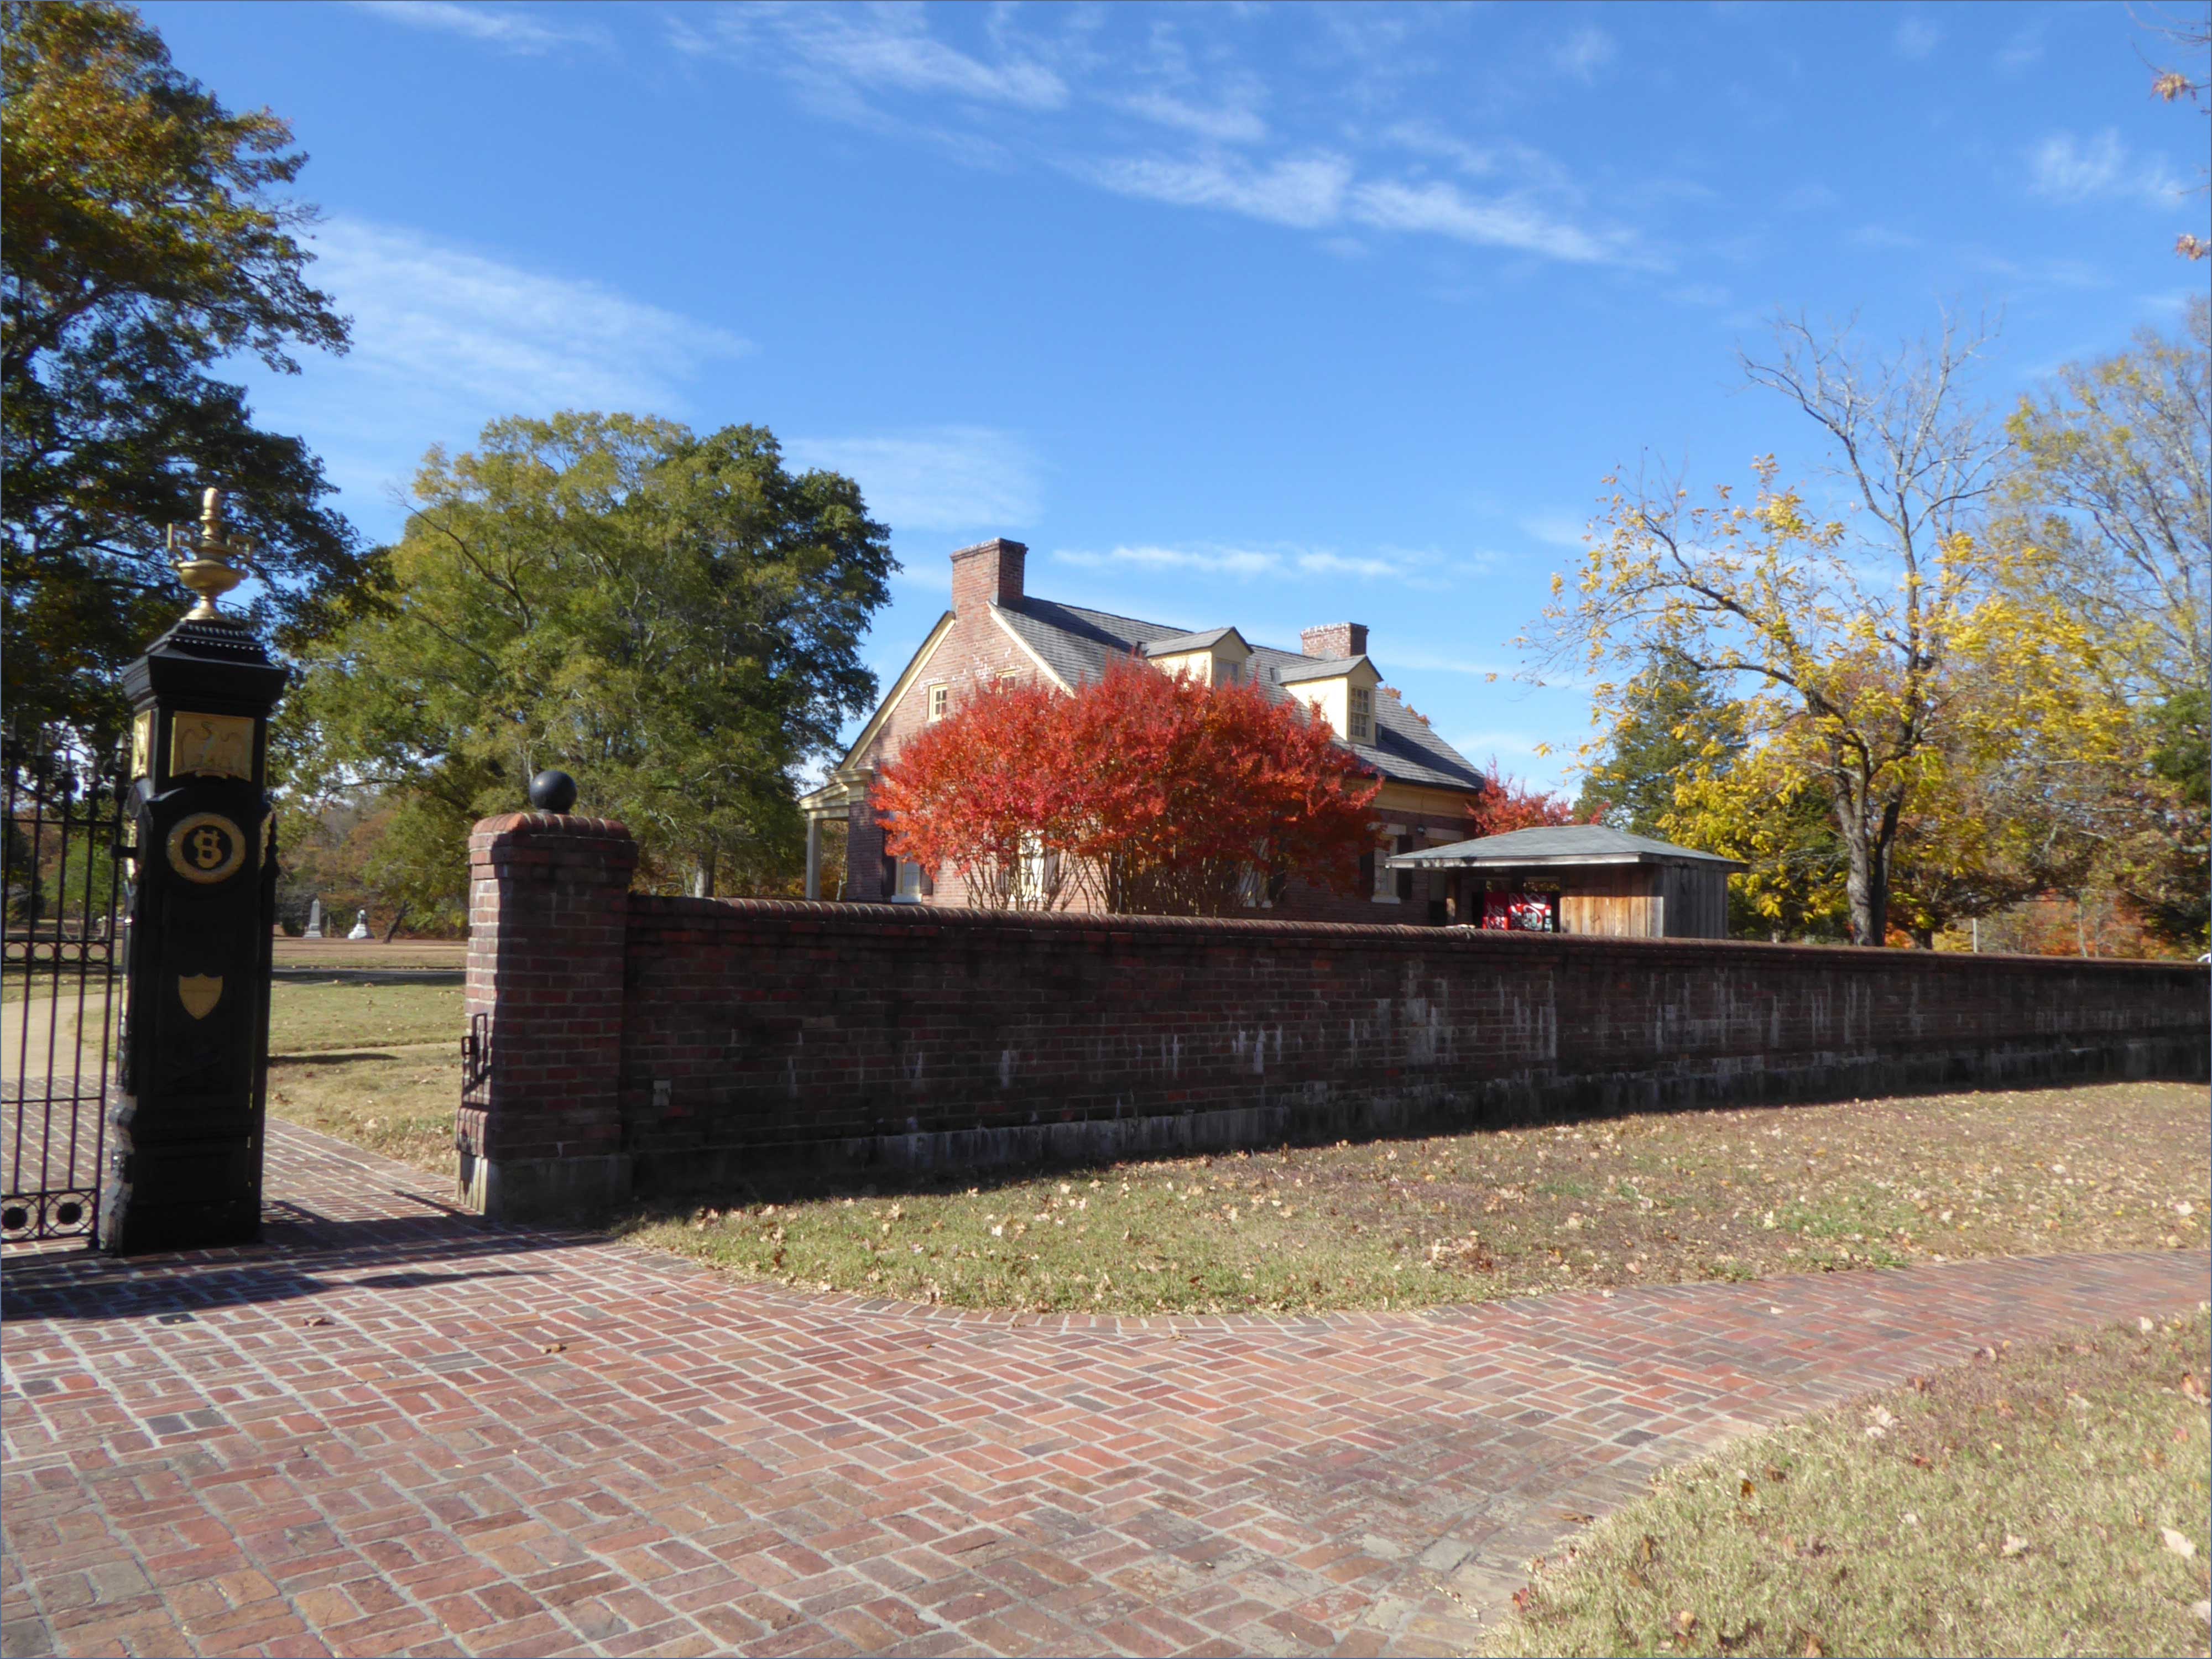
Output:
[613, 895, 2209, 1190]
[461, 813, 635, 1170]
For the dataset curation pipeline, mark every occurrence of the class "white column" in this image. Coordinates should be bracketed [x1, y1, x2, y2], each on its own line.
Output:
[805, 816, 823, 901]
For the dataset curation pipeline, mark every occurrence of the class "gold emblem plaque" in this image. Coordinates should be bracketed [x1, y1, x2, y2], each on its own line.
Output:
[165, 812, 246, 884]
[178, 975, 223, 1020]
[169, 712, 254, 780]
[131, 709, 155, 780]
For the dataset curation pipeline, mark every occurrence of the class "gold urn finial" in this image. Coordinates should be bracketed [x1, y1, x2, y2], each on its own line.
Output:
[172, 486, 249, 621]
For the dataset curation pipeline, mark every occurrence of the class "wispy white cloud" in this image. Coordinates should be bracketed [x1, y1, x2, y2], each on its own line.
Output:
[238, 220, 749, 535]
[1668, 281, 1730, 308]
[1550, 25, 1617, 83]
[309, 219, 745, 410]
[1383, 123, 1582, 198]
[784, 428, 1042, 534]
[1116, 88, 1267, 145]
[1349, 179, 1631, 265]
[1453, 729, 1552, 759]
[1780, 182, 1839, 213]
[1519, 512, 1590, 550]
[1995, 23, 2045, 74]
[672, 8, 1641, 270]
[1892, 16, 1942, 61]
[676, 5, 1066, 112]
[2028, 129, 2186, 207]
[1083, 152, 1354, 229]
[1849, 222, 1921, 249]
[1053, 541, 1442, 583]
[351, 1, 607, 54]
[1056, 543, 1282, 578]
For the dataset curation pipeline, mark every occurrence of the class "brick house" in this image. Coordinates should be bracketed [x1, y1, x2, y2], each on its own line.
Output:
[800, 538, 1491, 923]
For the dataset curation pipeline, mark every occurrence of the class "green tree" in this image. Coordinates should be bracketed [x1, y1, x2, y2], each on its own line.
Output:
[1574, 648, 1745, 836]
[285, 413, 896, 901]
[1998, 298, 2210, 951]
[2, 0, 367, 753]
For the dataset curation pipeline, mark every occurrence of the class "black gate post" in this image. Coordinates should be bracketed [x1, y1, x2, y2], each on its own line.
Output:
[98, 489, 286, 1254]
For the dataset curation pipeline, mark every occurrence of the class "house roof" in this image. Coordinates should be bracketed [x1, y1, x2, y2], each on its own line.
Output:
[1141, 627, 1244, 656]
[988, 598, 1485, 792]
[1275, 655, 1369, 685]
[1385, 824, 1745, 870]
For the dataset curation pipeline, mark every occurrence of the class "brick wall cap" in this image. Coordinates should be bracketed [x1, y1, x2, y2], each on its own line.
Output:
[622, 894, 2208, 975]
[471, 811, 638, 847]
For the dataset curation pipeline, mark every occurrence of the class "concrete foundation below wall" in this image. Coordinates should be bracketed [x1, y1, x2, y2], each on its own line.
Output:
[460, 1151, 634, 1220]
[627, 1031, 2207, 1196]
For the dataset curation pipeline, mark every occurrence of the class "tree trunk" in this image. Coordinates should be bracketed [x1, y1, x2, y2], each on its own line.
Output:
[381, 903, 410, 943]
[691, 848, 717, 899]
[1836, 779, 1898, 946]
[1910, 926, 1934, 949]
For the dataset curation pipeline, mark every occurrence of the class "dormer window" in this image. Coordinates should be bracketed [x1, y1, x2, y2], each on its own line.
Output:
[1348, 687, 1373, 743]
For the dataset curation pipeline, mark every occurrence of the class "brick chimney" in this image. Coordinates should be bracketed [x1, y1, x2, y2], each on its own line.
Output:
[1300, 622, 1369, 660]
[950, 538, 1027, 615]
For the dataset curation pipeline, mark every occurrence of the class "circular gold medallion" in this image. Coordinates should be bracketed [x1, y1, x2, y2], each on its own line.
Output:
[165, 812, 246, 884]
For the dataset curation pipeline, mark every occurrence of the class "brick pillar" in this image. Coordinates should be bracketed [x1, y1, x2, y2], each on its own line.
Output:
[459, 812, 637, 1220]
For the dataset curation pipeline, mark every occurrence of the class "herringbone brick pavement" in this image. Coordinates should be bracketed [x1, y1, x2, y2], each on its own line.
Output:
[3, 1120, 2205, 1658]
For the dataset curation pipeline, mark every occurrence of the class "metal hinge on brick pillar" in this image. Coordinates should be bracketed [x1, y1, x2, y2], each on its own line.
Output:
[460, 770, 638, 1221]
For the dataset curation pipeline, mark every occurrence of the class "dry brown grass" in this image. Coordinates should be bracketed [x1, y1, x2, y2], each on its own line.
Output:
[264, 980, 462, 1178]
[620, 1082, 2209, 1315]
[1483, 1310, 2212, 1658]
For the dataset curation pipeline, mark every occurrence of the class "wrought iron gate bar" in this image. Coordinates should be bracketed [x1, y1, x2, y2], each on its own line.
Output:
[2, 760, 127, 1244]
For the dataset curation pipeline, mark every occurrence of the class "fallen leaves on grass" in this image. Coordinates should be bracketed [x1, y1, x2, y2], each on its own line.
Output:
[617, 1082, 2209, 1317]
[1478, 1310, 2212, 1659]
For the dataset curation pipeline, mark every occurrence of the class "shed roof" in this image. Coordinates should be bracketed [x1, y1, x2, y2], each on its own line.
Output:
[1386, 824, 1745, 871]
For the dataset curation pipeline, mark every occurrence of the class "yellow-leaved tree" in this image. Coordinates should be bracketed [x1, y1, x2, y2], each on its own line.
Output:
[1526, 312, 2115, 947]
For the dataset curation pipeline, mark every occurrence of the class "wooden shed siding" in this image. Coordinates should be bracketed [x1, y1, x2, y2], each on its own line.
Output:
[1559, 865, 1662, 938]
[1658, 863, 1730, 939]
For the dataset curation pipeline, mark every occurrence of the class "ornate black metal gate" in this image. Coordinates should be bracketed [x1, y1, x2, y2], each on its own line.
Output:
[2, 757, 129, 1245]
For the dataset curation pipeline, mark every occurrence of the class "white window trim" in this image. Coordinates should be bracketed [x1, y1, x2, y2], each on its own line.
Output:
[926, 682, 950, 721]
[1371, 823, 1405, 901]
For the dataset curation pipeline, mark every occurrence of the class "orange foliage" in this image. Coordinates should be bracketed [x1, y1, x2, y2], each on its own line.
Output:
[1466, 759, 1593, 837]
[876, 659, 1382, 915]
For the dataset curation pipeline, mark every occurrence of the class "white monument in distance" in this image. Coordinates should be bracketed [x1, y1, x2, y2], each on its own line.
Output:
[347, 908, 372, 941]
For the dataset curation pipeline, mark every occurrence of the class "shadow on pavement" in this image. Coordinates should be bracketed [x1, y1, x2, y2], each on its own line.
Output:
[0, 1199, 584, 1323]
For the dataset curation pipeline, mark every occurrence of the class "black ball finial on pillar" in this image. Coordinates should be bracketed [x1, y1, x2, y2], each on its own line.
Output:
[528, 769, 577, 813]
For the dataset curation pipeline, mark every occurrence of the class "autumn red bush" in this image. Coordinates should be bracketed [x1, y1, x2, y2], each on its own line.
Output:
[1465, 759, 1590, 837]
[876, 658, 1382, 915]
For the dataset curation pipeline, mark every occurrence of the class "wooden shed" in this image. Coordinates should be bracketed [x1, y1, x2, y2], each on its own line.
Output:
[1385, 825, 1744, 939]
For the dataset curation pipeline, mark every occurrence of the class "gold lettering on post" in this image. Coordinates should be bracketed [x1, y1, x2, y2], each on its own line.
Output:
[164, 813, 246, 884]
[170, 712, 253, 780]
[131, 709, 155, 780]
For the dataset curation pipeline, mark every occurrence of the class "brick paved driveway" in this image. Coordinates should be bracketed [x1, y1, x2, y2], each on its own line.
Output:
[4, 1121, 2206, 1659]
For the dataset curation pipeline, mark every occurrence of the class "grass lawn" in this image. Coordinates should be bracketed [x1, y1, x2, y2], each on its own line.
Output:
[1480, 1309, 2212, 1658]
[617, 1081, 2208, 1315]
[264, 979, 464, 1177]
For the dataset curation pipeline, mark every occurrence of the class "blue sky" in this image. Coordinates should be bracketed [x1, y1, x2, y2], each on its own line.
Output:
[145, 1, 2205, 790]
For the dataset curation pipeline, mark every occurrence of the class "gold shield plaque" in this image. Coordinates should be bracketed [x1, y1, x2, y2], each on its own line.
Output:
[170, 712, 254, 780]
[165, 812, 246, 884]
[178, 975, 223, 1020]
